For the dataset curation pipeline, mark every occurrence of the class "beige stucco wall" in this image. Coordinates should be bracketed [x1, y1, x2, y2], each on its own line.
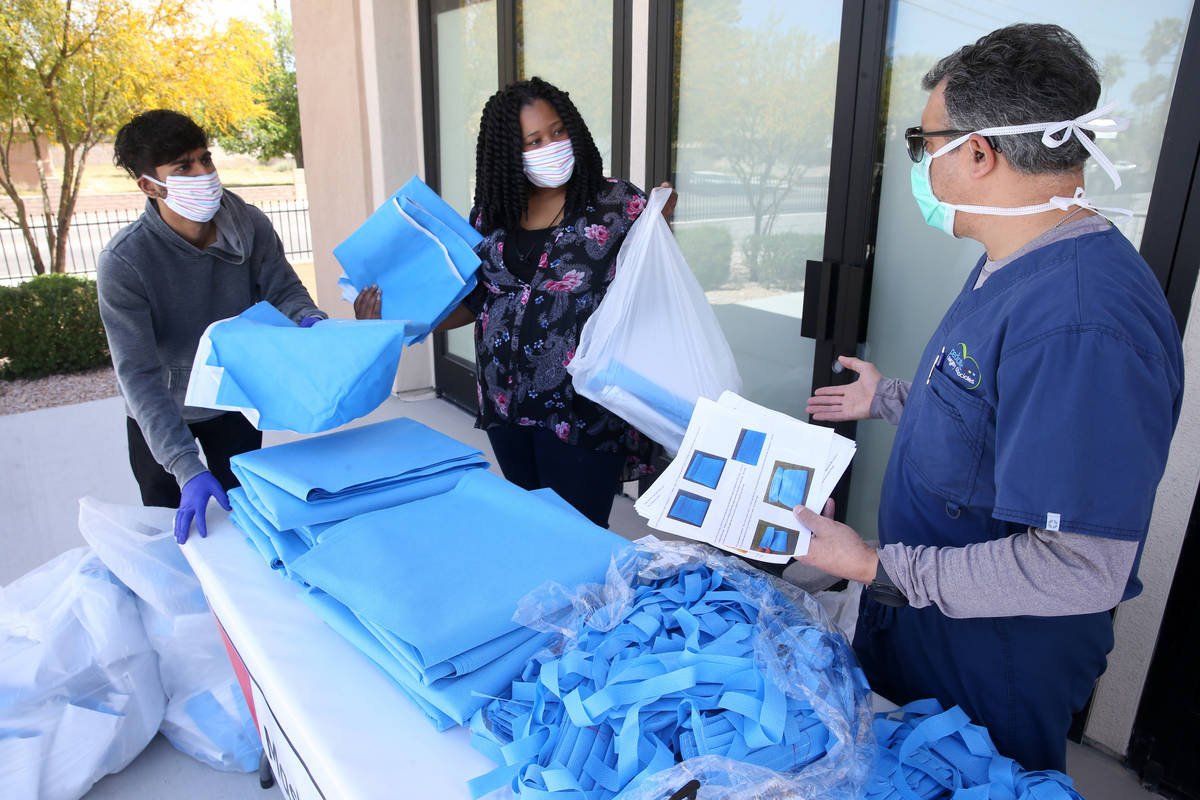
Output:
[292, 0, 433, 392]
[1085, 278, 1200, 755]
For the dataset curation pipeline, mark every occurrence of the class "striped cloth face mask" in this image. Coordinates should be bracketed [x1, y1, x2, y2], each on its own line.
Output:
[522, 138, 575, 188]
[142, 171, 224, 222]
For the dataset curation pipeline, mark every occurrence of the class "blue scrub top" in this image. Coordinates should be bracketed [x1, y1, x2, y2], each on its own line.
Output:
[880, 226, 1183, 601]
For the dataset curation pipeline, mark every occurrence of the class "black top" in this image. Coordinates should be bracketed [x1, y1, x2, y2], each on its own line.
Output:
[503, 226, 554, 284]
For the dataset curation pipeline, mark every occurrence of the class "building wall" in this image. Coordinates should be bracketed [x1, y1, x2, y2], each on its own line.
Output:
[290, 0, 1198, 758]
[292, 0, 434, 391]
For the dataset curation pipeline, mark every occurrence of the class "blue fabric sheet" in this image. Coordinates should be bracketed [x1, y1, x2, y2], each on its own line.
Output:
[204, 301, 415, 433]
[332, 175, 483, 344]
[299, 588, 555, 729]
[582, 361, 696, 434]
[759, 526, 790, 554]
[287, 469, 630, 670]
[227, 488, 310, 580]
[767, 467, 810, 508]
[228, 417, 487, 529]
[684, 452, 725, 489]
[668, 492, 710, 527]
[733, 429, 766, 465]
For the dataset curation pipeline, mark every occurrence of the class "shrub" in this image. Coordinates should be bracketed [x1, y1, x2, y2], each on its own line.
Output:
[0, 274, 110, 379]
[742, 232, 822, 290]
[674, 224, 733, 290]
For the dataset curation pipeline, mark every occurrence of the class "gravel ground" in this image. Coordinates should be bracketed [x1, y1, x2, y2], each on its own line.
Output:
[0, 366, 119, 415]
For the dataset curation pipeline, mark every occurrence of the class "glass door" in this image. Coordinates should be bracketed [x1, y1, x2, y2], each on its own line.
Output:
[845, 1, 1195, 539]
[426, 0, 499, 405]
[670, 0, 845, 418]
[426, 0, 619, 409]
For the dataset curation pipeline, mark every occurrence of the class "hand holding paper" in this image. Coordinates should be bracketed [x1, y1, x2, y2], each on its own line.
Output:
[635, 392, 856, 563]
[792, 502, 878, 584]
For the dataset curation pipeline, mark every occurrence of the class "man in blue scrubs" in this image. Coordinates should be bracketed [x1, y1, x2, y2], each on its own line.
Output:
[797, 24, 1184, 772]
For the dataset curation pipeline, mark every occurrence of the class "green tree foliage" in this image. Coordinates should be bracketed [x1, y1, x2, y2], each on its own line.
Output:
[219, 10, 304, 167]
[0, 0, 272, 275]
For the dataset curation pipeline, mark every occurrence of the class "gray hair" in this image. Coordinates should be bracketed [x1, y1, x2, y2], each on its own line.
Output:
[922, 24, 1101, 175]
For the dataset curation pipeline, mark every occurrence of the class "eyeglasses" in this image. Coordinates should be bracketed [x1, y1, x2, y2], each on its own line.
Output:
[904, 126, 1002, 163]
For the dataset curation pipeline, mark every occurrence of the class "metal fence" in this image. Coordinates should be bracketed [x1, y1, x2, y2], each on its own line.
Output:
[0, 198, 312, 285]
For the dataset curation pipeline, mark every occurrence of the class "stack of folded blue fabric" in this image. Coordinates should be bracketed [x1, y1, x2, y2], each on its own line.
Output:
[334, 175, 483, 344]
[866, 700, 1086, 800]
[224, 424, 631, 732]
[226, 417, 487, 578]
[466, 551, 874, 799]
[285, 469, 630, 730]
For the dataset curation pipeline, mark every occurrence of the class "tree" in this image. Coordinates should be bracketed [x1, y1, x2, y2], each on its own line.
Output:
[0, 0, 273, 275]
[219, 10, 303, 167]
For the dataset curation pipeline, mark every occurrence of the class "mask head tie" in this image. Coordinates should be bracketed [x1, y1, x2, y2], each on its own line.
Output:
[930, 102, 1130, 190]
[1048, 186, 1134, 223]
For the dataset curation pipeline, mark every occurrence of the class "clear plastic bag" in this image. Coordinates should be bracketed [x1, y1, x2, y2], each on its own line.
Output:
[472, 536, 875, 800]
[77, 498, 262, 772]
[0, 548, 166, 800]
[568, 187, 742, 455]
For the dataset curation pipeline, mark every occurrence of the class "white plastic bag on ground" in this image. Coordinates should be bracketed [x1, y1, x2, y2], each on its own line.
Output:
[568, 186, 742, 454]
[0, 548, 166, 800]
[77, 498, 261, 772]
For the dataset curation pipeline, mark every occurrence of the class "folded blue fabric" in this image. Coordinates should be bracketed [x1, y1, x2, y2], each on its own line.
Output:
[229, 417, 488, 529]
[733, 429, 767, 465]
[228, 487, 309, 580]
[333, 175, 482, 344]
[668, 492, 710, 527]
[468, 562, 863, 799]
[866, 700, 1085, 800]
[768, 467, 810, 508]
[684, 452, 725, 489]
[300, 586, 555, 729]
[584, 360, 696, 433]
[287, 469, 630, 669]
[203, 302, 415, 433]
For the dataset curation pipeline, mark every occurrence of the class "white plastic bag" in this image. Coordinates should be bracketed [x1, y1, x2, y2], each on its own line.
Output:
[568, 186, 741, 454]
[0, 548, 166, 800]
[77, 498, 262, 772]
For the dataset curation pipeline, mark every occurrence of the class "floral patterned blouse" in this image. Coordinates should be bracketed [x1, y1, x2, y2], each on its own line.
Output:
[465, 178, 655, 477]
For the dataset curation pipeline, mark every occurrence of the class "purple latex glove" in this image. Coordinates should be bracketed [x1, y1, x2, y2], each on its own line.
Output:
[175, 470, 231, 544]
[299, 315, 322, 328]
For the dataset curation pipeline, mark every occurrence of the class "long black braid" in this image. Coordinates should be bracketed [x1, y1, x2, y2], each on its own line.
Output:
[473, 77, 605, 235]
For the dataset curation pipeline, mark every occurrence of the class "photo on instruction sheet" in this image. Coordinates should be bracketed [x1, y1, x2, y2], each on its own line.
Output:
[732, 428, 767, 465]
[762, 461, 815, 510]
[667, 490, 712, 527]
[752, 520, 798, 555]
[684, 450, 726, 489]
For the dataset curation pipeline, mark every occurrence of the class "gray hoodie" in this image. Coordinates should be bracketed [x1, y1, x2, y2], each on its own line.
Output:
[97, 190, 324, 488]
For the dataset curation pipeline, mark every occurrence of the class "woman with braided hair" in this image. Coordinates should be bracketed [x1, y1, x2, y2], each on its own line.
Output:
[429, 77, 674, 527]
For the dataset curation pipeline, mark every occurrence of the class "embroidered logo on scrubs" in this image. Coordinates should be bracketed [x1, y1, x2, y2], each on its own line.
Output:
[945, 343, 981, 390]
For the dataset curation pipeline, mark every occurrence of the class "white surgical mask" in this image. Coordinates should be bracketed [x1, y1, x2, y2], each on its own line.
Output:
[522, 139, 575, 188]
[910, 102, 1132, 237]
[142, 171, 223, 223]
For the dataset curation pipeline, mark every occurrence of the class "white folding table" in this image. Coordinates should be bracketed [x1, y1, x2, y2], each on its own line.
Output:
[181, 511, 497, 799]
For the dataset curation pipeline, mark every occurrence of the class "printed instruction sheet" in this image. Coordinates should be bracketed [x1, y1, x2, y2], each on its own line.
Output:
[635, 392, 856, 564]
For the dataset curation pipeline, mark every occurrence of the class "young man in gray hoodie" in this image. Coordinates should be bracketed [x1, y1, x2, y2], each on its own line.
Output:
[98, 110, 326, 544]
